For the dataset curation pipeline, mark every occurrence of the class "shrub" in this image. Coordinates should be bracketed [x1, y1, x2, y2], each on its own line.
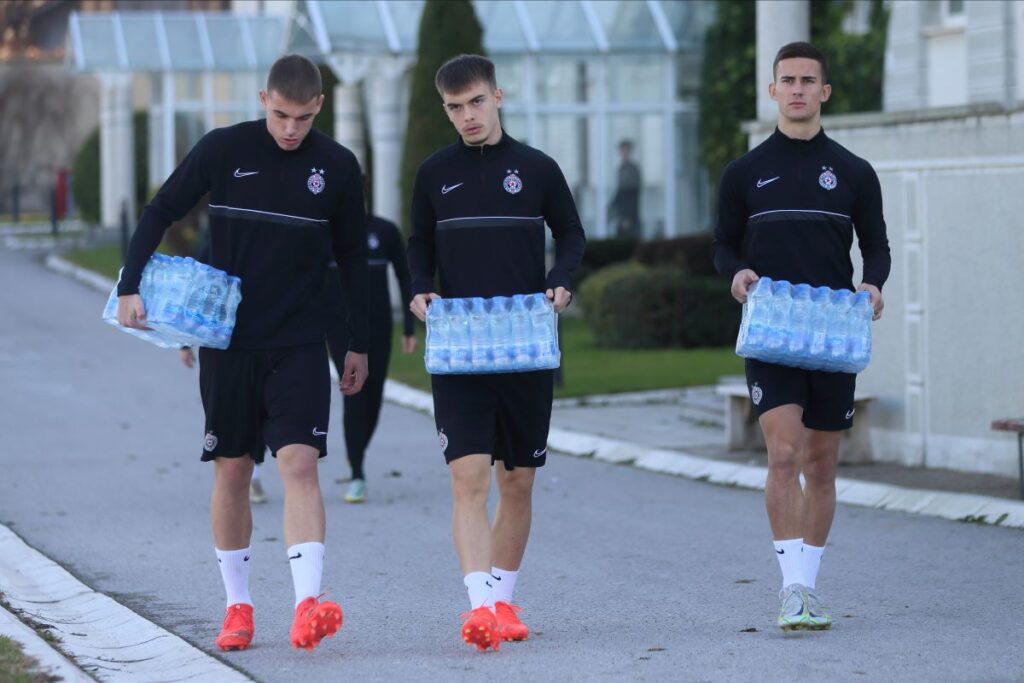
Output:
[633, 233, 717, 277]
[574, 235, 640, 287]
[582, 265, 740, 349]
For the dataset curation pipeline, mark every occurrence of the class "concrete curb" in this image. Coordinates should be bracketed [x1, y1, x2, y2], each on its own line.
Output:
[383, 380, 1024, 530]
[0, 603, 94, 682]
[0, 525, 251, 682]
[45, 253, 116, 293]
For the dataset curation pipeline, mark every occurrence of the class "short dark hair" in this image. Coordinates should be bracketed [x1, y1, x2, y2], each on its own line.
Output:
[266, 54, 322, 103]
[618, 139, 634, 151]
[773, 41, 829, 83]
[435, 54, 496, 96]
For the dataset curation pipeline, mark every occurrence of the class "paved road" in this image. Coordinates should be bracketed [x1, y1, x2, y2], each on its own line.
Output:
[1, 245, 1023, 682]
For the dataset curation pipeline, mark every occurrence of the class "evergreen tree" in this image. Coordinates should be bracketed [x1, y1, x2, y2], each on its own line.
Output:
[399, 0, 485, 233]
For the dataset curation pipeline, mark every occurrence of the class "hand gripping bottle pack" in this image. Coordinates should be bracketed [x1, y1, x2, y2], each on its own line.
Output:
[102, 253, 242, 350]
[424, 293, 560, 375]
[735, 276, 872, 374]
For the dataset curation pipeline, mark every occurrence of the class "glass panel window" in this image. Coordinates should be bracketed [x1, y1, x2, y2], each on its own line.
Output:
[475, 0, 530, 54]
[592, 0, 663, 52]
[523, 1, 597, 52]
[175, 74, 201, 102]
[534, 115, 594, 233]
[163, 15, 205, 70]
[675, 112, 707, 234]
[536, 57, 589, 104]
[387, 1, 426, 51]
[77, 16, 120, 68]
[205, 16, 249, 70]
[248, 17, 286, 68]
[491, 56, 524, 103]
[500, 113, 527, 143]
[120, 16, 163, 70]
[608, 55, 663, 102]
[318, 0, 389, 52]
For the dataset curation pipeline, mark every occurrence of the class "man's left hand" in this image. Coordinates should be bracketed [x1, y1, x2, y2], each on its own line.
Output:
[857, 283, 884, 321]
[546, 287, 572, 313]
[340, 351, 368, 395]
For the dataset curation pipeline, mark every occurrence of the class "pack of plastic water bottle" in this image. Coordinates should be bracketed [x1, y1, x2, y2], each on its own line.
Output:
[102, 254, 242, 350]
[735, 277, 873, 373]
[425, 293, 560, 374]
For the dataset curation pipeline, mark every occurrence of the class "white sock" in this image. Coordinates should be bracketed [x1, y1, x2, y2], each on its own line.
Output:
[802, 544, 825, 589]
[287, 542, 325, 607]
[490, 567, 519, 605]
[215, 547, 252, 607]
[251, 463, 261, 482]
[463, 572, 494, 611]
[773, 538, 806, 588]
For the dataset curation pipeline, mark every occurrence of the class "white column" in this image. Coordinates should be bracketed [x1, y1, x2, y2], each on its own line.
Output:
[966, 0, 1017, 106]
[333, 82, 366, 170]
[366, 67, 404, 226]
[99, 72, 136, 227]
[755, 0, 810, 121]
[883, 1, 928, 112]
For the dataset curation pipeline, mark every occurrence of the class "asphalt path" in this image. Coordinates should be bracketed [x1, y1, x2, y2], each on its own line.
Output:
[1, 245, 1022, 682]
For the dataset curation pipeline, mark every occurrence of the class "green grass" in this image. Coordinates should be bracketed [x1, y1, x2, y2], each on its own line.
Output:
[387, 316, 743, 399]
[0, 635, 52, 683]
[63, 243, 122, 280]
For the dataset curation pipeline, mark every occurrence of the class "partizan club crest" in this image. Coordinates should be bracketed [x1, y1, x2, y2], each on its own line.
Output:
[307, 167, 326, 195]
[502, 169, 523, 194]
[818, 166, 838, 191]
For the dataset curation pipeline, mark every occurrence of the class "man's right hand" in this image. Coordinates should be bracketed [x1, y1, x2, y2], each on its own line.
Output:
[117, 294, 151, 330]
[409, 293, 441, 322]
[730, 269, 760, 304]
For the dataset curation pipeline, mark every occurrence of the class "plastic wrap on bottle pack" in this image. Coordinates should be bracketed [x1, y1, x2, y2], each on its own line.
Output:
[735, 276, 872, 373]
[102, 254, 242, 350]
[424, 293, 560, 374]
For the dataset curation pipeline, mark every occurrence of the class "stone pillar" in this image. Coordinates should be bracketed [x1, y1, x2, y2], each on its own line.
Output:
[883, 1, 928, 112]
[365, 64, 405, 227]
[99, 72, 135, 227]
[334, 82, 366, 170]
[755, 0, 810, 121]
[966, 0, 1017, 106]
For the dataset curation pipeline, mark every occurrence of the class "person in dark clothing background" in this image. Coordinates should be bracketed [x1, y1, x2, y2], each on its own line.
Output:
[608, 139, 641, 237]
[324, 212, 416, 504]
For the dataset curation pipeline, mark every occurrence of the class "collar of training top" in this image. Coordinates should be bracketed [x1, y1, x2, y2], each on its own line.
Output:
[457, 128, 513, 156]
[771, 126, 828, 151]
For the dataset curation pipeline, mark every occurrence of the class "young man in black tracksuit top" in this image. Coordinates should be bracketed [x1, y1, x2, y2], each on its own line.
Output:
[714, 42, 891, 631]
[117, 55, 368, 653]
[407, 55, 585, 651]
[324, 212, 417, 504]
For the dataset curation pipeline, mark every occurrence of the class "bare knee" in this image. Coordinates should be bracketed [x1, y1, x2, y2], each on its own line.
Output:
[803, 447, 838, 487]
[277, 447, 319, 485]
[451, 461, 490, 506]
[214, 457, 254, 492]
[497, 469, 535, 504]
[767, 440, 802, 482]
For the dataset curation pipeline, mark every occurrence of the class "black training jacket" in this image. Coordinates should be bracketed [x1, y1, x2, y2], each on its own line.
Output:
[118, 120, 368, 352]
[714, 127, 891, 291]
[407, 131, 586, 299]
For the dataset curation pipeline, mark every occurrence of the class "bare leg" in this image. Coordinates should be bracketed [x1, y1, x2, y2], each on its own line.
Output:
[759, 404, 807, 540]
[211, 456, 254, 549]
[276, 445, 325, 546]
[802, 430, 841, 546]
[450, 454, 492, 575]
[491, 466, 536, 571]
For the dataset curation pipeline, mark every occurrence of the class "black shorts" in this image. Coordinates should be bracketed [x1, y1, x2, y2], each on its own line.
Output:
[198, 343, 331, 462]
[431, 371, 554, 469]
[744, 359, 856, 432]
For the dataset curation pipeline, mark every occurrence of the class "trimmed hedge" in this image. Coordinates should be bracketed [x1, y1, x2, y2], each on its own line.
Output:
[633, 233, 717, 277]
[581, 264, 740, 349]
[574, 235, 640, 288]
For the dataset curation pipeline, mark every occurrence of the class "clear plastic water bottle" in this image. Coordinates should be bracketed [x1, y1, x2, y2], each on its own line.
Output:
[489, 296, 513, 371]
[826, 289, 854, 370]
[425, 299, 450, 373]
[448, 299, 472, 372]
[744, 276, 773, 351]
[765, 280, 793, 362]
[509, 294, 532, 370]
[848, 291, 873, 370]
[806, 286, 831, 365]
[528, 294, 557, 367]
[468, 297, 493, 371]
[787, 283, 813, 362]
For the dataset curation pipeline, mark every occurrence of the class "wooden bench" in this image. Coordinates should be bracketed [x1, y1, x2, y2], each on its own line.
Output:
[715, 380, 876, 464]
[990, 419, 1024, 500]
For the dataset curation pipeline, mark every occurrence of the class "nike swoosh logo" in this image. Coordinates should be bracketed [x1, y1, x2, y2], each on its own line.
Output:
[776, 549, 785, 554]
[441, 182, 463, 195]
[846, 409, 855, 419]
[312, 427, 327, 436]
[491, 575, 502, 581]
[289, 552, 302, 560]
[533, 448, 547, 459]
[234, 168, 259, 178]
[756, 176, 779, 188]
